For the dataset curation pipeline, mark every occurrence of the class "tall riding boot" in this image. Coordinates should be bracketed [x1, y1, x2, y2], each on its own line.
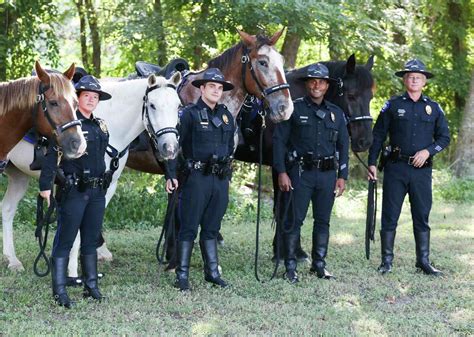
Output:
[310, 232, 334, 279]
[272, 231, 285, 263]
[414, 231, 443, 276]
[378, 230, 396, 274]
[200, 239, 228, 288]
[81, 254, 105, 301]
[295, 235, 310, 263]
[283, 234, 299, 284]
[51, 256, 74, 308]
[175, 241, 194, 291]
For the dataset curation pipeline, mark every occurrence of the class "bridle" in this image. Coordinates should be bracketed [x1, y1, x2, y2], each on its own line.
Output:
[142, 83, 179, 150]
[241, 46, 290, 113]
[34, 82, 82, 137]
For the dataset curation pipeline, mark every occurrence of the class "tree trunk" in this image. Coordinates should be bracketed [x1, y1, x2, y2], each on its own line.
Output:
[153, 0, 167, 65]
[448, 0, 468, 124]
[281, 28, 301, 69]
[85, 0, 100, 77]
[75, 0, 89, 71]
[192, 0, 213, 69]
[453, 71, 474, 178]
[0, 4, 10, 80]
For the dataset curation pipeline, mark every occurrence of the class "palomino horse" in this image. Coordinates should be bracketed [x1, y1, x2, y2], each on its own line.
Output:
[234, 54, 375, 260]
[0, 61, 86, 172]
[2, 73, 181, 273]
[126, 29, 294, 174]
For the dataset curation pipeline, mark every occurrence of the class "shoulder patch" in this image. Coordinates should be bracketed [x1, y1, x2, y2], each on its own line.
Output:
[293, 97, 304, 104]
[380, 100, 390, 113]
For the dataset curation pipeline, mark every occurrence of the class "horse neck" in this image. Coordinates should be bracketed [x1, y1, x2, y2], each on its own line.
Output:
[0, 109, 33, 159]
[94, 79, 148, 152]
[179, 49, 247, 119]
[323, 61, 346, 106]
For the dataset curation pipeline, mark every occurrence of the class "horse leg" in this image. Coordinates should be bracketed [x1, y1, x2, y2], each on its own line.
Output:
[2, 165, 30, 271]
[68, 232, 80, 278]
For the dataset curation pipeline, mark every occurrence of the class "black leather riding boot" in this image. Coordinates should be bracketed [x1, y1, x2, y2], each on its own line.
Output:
[414, 231, 443, 276]
[283, 234, 299, 284]
[200, 239, 228, 288]
[272, 231, 285, 263]
[378, 230, 396, 274]
[175, 241, 194, 291]
[295, 235, 310, 263]
[81, 254, 105, 301]
[310, 232, 334, 279]
[51, 256, 74, 308]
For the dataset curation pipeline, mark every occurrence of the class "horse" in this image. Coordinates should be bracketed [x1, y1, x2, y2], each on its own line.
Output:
[1, 72, 182, 274]
[126, 29, 294, 174]
[0, 61, 86, 172]
[234, 54, 376, 261]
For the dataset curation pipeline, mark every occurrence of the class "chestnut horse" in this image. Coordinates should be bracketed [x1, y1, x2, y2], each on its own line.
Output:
[0, 61, 86, 172]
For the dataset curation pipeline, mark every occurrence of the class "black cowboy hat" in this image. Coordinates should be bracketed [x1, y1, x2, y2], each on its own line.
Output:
[395, 59, 434, 79]
[298, 63, 336, 82]
[191, 68, 234, 91]
[75, 75, 112, 101]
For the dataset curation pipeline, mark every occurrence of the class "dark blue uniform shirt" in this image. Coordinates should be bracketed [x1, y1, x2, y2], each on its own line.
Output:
[368, 92, 450, 165]
[39, 110, 109, 190]
[273, 96, 350, 180]
[167, 97, 235, 179]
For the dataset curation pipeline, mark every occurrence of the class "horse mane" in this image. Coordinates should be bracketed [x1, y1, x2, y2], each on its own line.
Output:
[207, 34, 272, 71]
[0, 73, 76, 117]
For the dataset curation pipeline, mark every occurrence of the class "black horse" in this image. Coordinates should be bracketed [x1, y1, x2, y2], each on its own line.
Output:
[233, 54, 375, 261]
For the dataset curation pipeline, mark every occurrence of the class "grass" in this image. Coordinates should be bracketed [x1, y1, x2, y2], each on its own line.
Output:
[1, 168, 473, 335]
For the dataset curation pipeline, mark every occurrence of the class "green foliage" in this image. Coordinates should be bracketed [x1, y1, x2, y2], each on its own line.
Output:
[433, 169, 474, 202]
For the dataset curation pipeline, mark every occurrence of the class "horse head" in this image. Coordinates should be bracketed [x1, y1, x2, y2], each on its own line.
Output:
[326, 54, 375, 152]
[34, 61, 86, 159]
[143, 71, 182, 160]
[237, 29, 294, 123]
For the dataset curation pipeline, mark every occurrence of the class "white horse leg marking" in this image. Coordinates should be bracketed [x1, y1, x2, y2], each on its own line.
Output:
[2, 165, 30, 271]
[68, 232, 80, 278]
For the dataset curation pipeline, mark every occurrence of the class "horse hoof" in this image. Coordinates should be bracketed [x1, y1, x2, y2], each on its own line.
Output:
[97, 250, 113, 262]
[7, 259, 25, 272]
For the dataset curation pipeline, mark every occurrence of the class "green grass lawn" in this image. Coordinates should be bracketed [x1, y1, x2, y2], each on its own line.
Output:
[1, 170, 473, 335]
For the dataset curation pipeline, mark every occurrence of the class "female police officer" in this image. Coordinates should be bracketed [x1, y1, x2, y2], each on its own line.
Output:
[273, 63, 349, 283]
[165, 68, 235, 291]
[40, 75, 111, 308]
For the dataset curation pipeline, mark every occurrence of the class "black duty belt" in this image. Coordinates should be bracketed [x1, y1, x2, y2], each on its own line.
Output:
[66, 174, 105, 189]
[186, 159, 232, 179]
[392, 151, 432, 168]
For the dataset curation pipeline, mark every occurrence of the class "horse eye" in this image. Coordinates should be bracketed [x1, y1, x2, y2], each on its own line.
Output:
[50, 101, 59, 107]
[150, 103, 156, 110]
[259, 60, 268, 67]
[347, 94, 356, 101]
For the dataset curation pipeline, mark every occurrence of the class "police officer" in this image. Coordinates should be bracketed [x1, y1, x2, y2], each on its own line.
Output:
[368, 59, 450, 276]
[273, 63, 349, 283]
[40, 75, 111, 308]
[165, 68, 235, 291]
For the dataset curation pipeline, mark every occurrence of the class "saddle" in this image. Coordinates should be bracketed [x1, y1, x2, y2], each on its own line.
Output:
[135, 58, 190, 79]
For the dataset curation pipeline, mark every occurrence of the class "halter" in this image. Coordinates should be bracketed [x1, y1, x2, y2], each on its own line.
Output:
[241, 46, 290, 111]
[34, 82, 82, 137]
[142, 83, 179, 150]
[334, 77, 373, 124]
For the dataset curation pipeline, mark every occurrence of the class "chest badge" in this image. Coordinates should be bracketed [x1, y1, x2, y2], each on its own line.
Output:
[425, 105, 432, 115]
[222, 114, 229, 125]
[397, 109, 406, 117]
[99, 120, 108, 134]
[330, 111, 336, 123]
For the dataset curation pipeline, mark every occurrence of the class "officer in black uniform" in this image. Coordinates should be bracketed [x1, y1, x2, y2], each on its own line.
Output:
[368, 59, 450, 276]
[273, 63, 349, 283]
[40, 75, 111, 308]
[165, 68, 235, 291]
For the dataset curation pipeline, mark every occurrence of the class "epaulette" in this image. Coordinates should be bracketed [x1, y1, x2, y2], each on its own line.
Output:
[293, 97, 305, 104]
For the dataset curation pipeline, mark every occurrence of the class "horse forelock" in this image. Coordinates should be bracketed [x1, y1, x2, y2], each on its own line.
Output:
[48, 73, 77, 107]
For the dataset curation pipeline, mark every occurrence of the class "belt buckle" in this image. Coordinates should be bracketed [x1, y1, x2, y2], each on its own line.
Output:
[314, 160, 322, 169]
[408, 156, 415, 165]
[193, 161, 201, 170]
[91, 179, 98, 188]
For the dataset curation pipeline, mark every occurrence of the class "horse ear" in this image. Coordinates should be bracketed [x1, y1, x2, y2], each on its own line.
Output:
[346, 54, 356, 75]
[237, 29, 257, 47]
[169, 71, 182, 87]
[269, 28, 285, 46]
[63, 63, 76, 80]
[366, 55, 374, 71]
[148, 74, 157, 87]
[35, 60, 50, 85]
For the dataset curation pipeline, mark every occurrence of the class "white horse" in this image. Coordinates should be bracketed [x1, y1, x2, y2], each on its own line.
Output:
[2, 72, 182, 276]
